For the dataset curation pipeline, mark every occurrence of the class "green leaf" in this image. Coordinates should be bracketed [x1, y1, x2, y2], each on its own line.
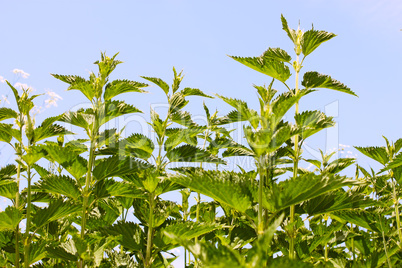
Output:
[301, 190, 375, 216]
[354, 146, 389, 166]
[216, 95, 259, 128]
[169, 92, 189, 113]
[330, 210, 380, 232]
[98, 100, 142, 126]
[93, 156, 150, 180]
[324, 157, 355, 174]
[163, 222, 222, 241]
[0, 108, 17, 122]
[22, 145, 46, 165]
[42, 143, 88, 180]
[0, 183, 18, 200]
[295, 110, 335, 140]
[181, 87, 213, 98]
[104, 79, 148, 100]
[141, 76, 170, 95]
[102, 221, 145, 252]
[164, 232, 244, 267]
[170, 169, 254, 213]
[0, 123, 21, 142]
[172, 67, 184, 93]
[261, 47, 292, 63]
[39, 174, 81, 200]
[33, 124, 73, 143]
[28, 242, 47, 265]
[281, 14, 296, 43]
[32, 199, 81, 230]
[0, 164, 18, 182]
[170, 110, 196, 127]
[166, 145, 225, 164]
[229, 56, 291, 83]
[164, 127, 206, 151]
[93, 179, 145, 199]
[0, 207, 23, 231]
[59, 110, 95, 131]
[51, 74, 95, 101]
[301, 29, 336, 57]
[244, 124, 292, 156]
[302, 71, 357, 96]
[270, 173, 360, 211]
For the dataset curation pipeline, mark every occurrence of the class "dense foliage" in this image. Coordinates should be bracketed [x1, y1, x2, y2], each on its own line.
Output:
[0, 15, 401, 267]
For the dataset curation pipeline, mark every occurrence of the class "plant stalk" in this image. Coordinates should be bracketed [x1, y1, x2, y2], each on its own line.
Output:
[258, 163, 264, 236]
[289, 53, 300, 260]
[79, 140, 95, 268]
[145, 193, 155, 268]
[24, 163, 32, 268]
[392, 182, 402, 247]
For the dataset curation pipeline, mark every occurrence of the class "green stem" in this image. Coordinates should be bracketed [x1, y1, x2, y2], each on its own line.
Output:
[145, 193, 155, 268]
[380, 219, 392, 268]
[258, 163, 264, 236]
[24, 164, 32, 268]
[351, 224, 355, 263]
[393, 182, 402, 247]
[289, 54, 300, 260]
[79, 140, 95, 268]
[15, 158, 21, 268]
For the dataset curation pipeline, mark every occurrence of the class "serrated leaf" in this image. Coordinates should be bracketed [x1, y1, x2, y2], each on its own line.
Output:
[93, 178, 144, 199]
[301, 29, 336, 57]
[98, 100, 142, 126]
[0, 108, 18, 122]
[216, 95, 259, 128]
[295, 110, 335, 140]
[261, 47, 292, 63]
[330, 210, 380, 232]
[52, 74, 95, 101]
[102, 221, 145, 251]
[164, 127, 206, 151]
[0, 207, 23, 231]
[281, 14, 296, 43]
[166, 144, 225, 164]
[141, 76, 170, 95]
[93, 156, 150, 180]
[170, 110, 196, 127]
[59, 110, 95, 131]
[42, 143, 88, 180]
[169, 92, 189, 113]
[32, 199, 81, 230]
[181, 87, 213, 98]
[39, 174, 81, 200]
[170, 169, 254, 213]
[229, 56, 291, 83]
[270, 173, 360, 211]
[354, 146, 388, 166]
[33, 124, 73, 143]
[0, 183, 18, 200]
[302, 71, 357, 96]
[301, 190, 375, 216]
[104, 79, 148, 100]
[0, 123, 21, 142]
[22, 145, 46, 165]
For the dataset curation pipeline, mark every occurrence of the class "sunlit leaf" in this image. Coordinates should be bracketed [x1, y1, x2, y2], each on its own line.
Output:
[302, 71, 357, 96]
[104, 79, 148, 100]
[301, 29, 336, 57]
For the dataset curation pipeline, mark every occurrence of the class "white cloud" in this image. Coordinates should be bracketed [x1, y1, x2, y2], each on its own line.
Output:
[0, 76, 5, 83]
[12, 69, 30, 79]
[45, 90, 63, 108]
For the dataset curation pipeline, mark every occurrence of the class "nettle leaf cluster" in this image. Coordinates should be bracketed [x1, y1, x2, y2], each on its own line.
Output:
[0, 15, 400, 268]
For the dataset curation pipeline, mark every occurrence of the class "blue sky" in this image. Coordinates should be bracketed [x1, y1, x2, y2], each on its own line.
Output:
[1, 0, 402, 266]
